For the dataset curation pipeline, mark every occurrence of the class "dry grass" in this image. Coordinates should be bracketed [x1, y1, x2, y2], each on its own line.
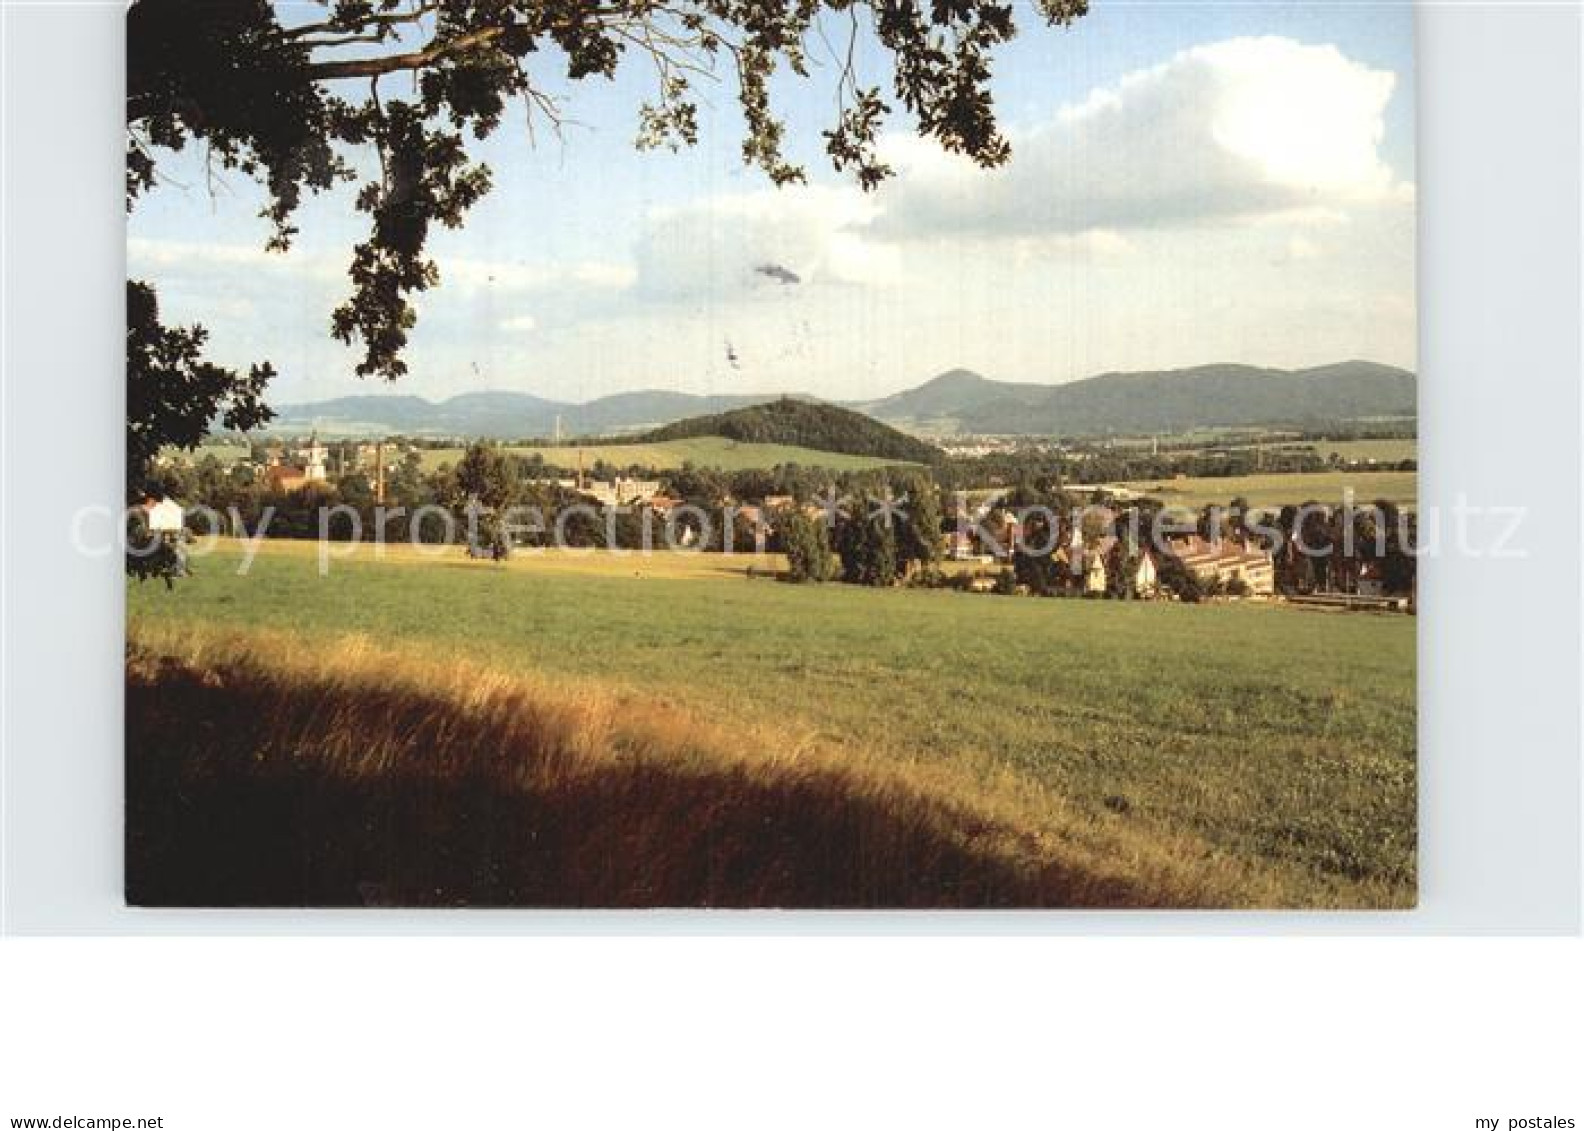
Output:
[126, 620, 1298, 909]
[229, 535, 787, 580]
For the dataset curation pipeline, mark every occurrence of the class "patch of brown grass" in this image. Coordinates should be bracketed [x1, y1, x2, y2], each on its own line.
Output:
[126, 620, 1293, 908]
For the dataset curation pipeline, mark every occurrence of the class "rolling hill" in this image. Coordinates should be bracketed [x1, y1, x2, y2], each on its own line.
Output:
[643, 398, 942, 463]
[264, 360, 1415, 440]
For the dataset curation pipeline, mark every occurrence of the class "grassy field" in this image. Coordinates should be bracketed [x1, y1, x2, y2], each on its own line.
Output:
[128, 622, 1237, 907]
[167, 442, 251, 465]
[415, 436, 915, 473]
[1117, 469, 1417, 510]
[1307, 438, 1417, 464]
[128, 539, 1416, 907]
[1178, 438, 1417, 464]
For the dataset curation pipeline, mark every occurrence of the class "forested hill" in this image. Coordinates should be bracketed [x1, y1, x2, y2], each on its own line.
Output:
[643, 398, 943, 463]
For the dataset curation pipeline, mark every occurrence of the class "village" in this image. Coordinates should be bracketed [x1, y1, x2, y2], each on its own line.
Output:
[143, 431, 1416, 612]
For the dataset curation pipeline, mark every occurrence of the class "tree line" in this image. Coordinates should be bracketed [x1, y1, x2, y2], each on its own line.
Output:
[147, 440, 1415, 600]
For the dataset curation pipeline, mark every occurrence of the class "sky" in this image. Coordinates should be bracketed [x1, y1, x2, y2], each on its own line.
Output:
[128, 2, 1416, 406]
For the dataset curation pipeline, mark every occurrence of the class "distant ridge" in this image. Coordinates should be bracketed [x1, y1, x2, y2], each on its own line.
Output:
[268, 389, 783, 439]
[265, 361, 1415, 439]
[853, 361, 1416, 436]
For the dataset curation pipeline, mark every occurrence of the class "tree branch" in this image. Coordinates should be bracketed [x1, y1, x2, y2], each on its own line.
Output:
[305, 25, 509, 80]
[282, 4, 440, 41]
[297, 31, 394, 50]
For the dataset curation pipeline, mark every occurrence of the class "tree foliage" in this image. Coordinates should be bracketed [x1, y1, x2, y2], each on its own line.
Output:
[453, 441, 517, 556]
[780, 508, 835, 582]
[453, 441, 516, 509]
[889, 469, 943, 568]
[126, 280, 277, 496]
[1155, 550, 1202, 604]
[646, 397, 942, 464]
[832, 479, 939, 586]
[834, 498, 899, 587]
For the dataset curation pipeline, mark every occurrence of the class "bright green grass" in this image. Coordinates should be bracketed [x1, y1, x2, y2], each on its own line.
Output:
[130, 542, 1416, 900]
[416, 436, 916, 473]
[1118, 469, 1417, 510]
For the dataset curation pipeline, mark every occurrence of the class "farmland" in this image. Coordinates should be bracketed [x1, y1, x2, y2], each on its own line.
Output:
[1117, 469, 1418, 510]
[1307, 438, 1417, 464]
[128, 539, 1416, 907]
[1189, 438, 1417, 464]
[181, 441, 251, 464]
[414, 436, 916, 473]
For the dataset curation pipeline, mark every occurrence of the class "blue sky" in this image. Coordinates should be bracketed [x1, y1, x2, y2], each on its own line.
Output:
[129, 3, 1416, 405]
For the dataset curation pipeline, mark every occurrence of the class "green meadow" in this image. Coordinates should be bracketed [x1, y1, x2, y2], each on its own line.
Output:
[1119, 468, 1418, 510]
[129, 540, 1416, 905]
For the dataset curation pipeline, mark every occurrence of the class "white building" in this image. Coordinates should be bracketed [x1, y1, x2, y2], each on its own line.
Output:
[143, 497, 185, 533]
[562, 476, 663, 507]
[298, 435, 329, 483]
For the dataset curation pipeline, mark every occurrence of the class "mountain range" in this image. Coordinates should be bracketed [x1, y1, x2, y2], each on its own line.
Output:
[265, 389, 774, 439]
[852, 361, 1416, 435]
[267, 360, 1415, 440]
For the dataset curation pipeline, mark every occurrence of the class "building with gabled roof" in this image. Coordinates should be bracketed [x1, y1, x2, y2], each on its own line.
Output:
[1169, 535, 1275, 596]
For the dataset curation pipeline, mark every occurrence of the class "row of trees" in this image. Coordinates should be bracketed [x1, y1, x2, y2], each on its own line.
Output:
[153, 444, 950, 585]
[1268, 500, 1418, 595]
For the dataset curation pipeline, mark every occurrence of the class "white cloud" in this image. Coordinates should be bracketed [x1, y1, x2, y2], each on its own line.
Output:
[440, 256, 635, 293]
[128, 237, 634, 296]
[873, 37, 1409, 239]
[127, 237, 340, 279]
[631, 185, 900, 299]
[125, 34, 1415, 404]
[613, 37, 1405, 315]
[1286, 234, 1324, 261]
